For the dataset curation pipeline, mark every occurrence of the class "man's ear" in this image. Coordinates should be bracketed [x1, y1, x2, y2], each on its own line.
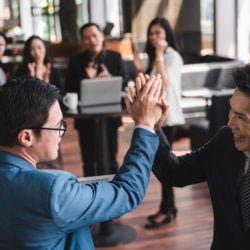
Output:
[17, 129, 34, 147]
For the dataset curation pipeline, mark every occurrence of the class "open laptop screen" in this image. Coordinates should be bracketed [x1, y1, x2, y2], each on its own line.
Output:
[79, 76, 123, 107]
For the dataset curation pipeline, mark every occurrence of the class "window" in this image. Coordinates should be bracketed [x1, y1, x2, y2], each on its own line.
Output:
[0, 0, 20, 33]
[76, 0, 90, 27]
[31, 0, 61, 42]
[200, 0, 214, 54]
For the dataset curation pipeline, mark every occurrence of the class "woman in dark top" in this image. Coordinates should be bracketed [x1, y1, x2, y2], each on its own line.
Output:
[15, 35, 61, 89]
[15, 35, 62, 169]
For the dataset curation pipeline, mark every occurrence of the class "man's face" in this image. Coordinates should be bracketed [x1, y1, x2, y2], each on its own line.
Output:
[31, 101, 64, 163]
[81, 25, 104, 55]
[228, 88, 250, 152]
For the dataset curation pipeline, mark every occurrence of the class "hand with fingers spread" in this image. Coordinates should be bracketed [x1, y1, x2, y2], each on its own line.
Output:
[126, 73, 168, 130]
[125, 74, 168, 130]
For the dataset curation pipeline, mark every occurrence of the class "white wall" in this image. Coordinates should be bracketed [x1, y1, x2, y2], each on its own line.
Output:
[90, 0, 105, 28]
[19, 1, 33, 39]
[90, 0, 121, 36]
[236, 0, 249, 62]
[215, 0, 249, 61]
[215, 0, 236, 58]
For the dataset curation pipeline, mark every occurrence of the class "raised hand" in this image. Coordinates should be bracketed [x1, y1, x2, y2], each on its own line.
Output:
[125, 74, 166, 130]
[126, 73, 169, 130]
[155, 39, 168, 58]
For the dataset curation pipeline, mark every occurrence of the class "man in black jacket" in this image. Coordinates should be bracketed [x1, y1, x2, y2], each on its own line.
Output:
[129, 65, 250, 249]
[66, 22, 126, 177]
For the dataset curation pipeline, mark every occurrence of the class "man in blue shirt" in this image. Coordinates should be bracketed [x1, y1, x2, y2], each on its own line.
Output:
[0, 75, 167, 250]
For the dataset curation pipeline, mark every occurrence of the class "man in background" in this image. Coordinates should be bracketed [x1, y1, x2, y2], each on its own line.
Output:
[66, 22, 126, 177]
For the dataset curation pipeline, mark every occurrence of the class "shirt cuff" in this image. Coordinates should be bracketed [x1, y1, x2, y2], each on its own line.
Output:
[134, 125, 155, 134]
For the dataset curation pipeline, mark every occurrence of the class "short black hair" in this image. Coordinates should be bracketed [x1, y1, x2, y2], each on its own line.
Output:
[233, 64, 250, 97]
[0, 77, 61, 147]
[79, 22, 102, 39]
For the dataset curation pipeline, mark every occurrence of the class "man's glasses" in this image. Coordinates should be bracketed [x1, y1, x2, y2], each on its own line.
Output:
[31, 120, 67, 137]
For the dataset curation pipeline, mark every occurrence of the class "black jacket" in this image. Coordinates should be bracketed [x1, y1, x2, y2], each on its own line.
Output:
[65, 48, 126, 129]
[153, 126, 250, 249]
[66, 48, 127, 94]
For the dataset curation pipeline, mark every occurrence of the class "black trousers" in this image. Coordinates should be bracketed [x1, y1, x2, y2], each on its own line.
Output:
[159, 126, 177, 214]
[76, 118, 121, 177]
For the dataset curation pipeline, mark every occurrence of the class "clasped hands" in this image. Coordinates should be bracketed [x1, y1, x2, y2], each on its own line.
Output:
[28, 62, 51, 82]
[125, 73, 168, 131]
[85, 62, 111, 79]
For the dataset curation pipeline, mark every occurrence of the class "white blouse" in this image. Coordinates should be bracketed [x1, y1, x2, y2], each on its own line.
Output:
[151, 47, 185, 126]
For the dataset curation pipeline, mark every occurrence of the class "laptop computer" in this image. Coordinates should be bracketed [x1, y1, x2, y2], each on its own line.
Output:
[79, 76, 122, 107]
[78, 76, 123, 114]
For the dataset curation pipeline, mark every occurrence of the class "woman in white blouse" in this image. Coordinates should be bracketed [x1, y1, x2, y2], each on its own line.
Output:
[134, 17, 185, 229]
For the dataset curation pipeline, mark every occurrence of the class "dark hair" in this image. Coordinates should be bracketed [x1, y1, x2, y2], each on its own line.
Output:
[145, 17, 178, 74]
[0, 32, 7, 45]
[79, 22, 102, 39]
[233, 64, 250, 97]
[22, 35, 50, 67]
[0, 77, 61, 146]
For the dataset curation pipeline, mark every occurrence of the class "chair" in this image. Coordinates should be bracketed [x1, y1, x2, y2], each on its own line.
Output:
[190, 93, 232, 150]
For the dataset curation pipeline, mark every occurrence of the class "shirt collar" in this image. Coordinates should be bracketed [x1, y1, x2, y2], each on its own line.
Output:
[0, 151, 36, 170]
[244, 151, 250, 159]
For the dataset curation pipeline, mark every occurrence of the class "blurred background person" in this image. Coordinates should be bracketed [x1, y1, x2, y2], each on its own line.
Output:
[134, 17, 185, 229]
[66, 22, 126, 177]
[15, 35, 61, 90]
[0, 32, 8, 86]
[15, 35, 62, 169]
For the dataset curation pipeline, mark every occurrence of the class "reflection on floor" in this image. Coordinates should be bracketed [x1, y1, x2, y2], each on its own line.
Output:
[61, 117, 213, 250]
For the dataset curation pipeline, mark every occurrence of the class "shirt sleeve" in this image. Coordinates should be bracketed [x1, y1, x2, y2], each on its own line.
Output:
[49, 127, 159, 232]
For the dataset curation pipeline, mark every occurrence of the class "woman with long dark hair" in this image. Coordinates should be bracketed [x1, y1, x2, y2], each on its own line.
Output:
[134, 17, 185, 229]
[15, 35, 60, 89]
[15, 35, 62, 169]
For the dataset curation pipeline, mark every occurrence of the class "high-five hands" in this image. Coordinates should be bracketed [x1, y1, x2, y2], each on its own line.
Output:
[125, 73, 168, 131]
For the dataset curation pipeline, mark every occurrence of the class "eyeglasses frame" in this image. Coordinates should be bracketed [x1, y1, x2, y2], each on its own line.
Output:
[29, 120, 67, 137]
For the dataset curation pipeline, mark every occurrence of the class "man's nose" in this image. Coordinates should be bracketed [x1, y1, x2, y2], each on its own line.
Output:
[227, 112, 235, 128]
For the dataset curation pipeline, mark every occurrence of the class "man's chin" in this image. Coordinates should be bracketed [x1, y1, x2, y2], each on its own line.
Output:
[234, 140, 249, 152]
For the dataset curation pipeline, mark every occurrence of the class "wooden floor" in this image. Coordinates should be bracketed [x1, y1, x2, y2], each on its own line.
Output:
[61, 117, 214, 250]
